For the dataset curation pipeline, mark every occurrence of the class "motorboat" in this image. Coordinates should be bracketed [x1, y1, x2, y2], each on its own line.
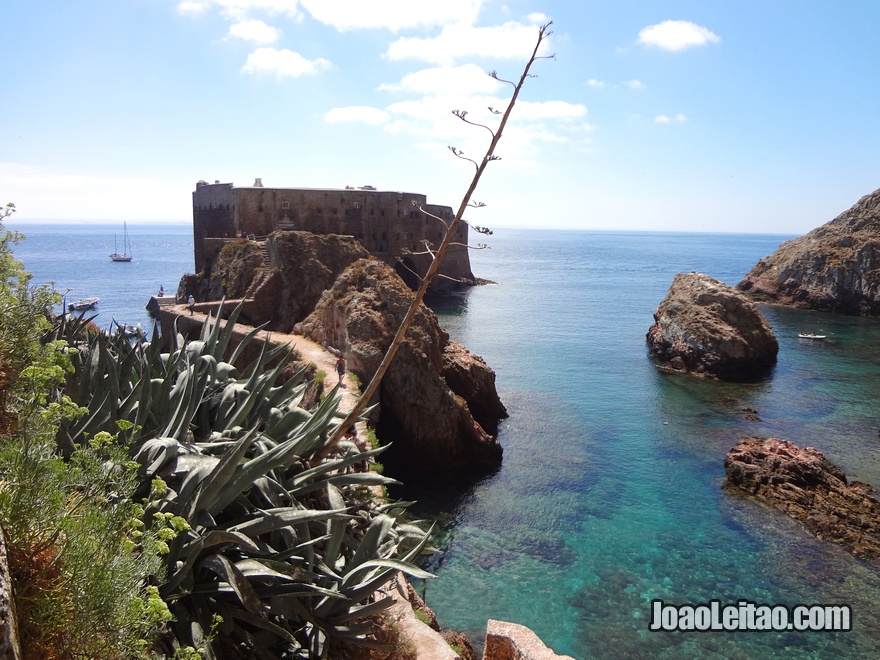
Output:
[797, 333, 826, 340]
[68, 297, 99, 311]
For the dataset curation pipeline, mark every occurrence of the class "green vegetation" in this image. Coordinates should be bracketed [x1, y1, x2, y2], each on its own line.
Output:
[0, 213, 434, 658]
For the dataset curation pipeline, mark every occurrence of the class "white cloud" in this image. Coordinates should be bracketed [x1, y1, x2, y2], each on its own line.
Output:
[178, 0, 300, 20]
[380, 64, 502, 96]
[226, 19, 281, 43]
[325, 106, 390, 125]
[638, 20, 720, 52]
[654, 113, 688, 124]
[587, 78, 605, 88]
[384, 20, 551, 65]
[241, 48, 331, 77]
[624, 79, 646, 90]
[300, 0, 482, 32]
[511, 100, 588, 122]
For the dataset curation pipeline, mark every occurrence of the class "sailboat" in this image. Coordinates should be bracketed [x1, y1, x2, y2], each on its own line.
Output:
[110, 222, 132, 262]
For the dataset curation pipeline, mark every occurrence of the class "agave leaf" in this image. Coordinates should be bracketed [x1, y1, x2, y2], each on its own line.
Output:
[225, 507, 350, 538]
[226, 321, 270, 366]
[222, 607, 299, 645]
[342, 515, 394, 578]
[188, 426, 260, 517]
[134, 437, 180, 477]
[271, 534, 333, 562]
[341, 559, 435, 589]
[199, 554, 264, 615]
[163, 530, 262, 596]
[326, 597, 395, 627]
[322, 485, 347, 571]
[212, 397, 342, 508]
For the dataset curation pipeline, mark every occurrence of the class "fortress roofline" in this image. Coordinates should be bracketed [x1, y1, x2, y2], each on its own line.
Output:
[195, 180, 419, 195]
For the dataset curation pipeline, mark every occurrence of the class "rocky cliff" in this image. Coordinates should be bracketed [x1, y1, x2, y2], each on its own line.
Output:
[737, 187, 880, 315]
[181, 232, 371, 332]
[646, 272, 778, 381]
[725, 437, 880, 560]
[295, 259, 505, 479]
[179, 231, 506, 480]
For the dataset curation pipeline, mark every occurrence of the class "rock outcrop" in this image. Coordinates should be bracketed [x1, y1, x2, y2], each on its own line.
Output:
[181, 231, 371, 332]
[725, 437, 880, 560]
[737, 187, 880, 315]
[484, 620, 575, 660]
[295, 259, 505, 478]
[646, 272, 778, 381]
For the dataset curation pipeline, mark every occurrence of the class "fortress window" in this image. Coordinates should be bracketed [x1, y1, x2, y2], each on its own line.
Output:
[396, 210, 400, 217]
[281, 201, 290, 209]
[354, 202, 361, 209]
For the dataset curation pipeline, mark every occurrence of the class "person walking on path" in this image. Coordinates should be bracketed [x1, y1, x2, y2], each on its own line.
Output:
[336, 355, 346, 383]
[188, 294, 195, 315]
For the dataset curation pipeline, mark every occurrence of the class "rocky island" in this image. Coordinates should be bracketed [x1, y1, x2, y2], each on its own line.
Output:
[737, 187, 880, 315]
[646, 272, 779, 381]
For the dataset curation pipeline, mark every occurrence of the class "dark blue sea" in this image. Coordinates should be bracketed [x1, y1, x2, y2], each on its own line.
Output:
[10, 223, 880, 658]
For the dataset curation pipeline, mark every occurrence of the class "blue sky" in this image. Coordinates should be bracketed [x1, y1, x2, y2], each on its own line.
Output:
[2, 1, 878, 233]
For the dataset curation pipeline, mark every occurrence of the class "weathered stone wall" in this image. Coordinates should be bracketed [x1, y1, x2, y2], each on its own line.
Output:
[192, 181, 236, 271]
[191, 181, 474, 288]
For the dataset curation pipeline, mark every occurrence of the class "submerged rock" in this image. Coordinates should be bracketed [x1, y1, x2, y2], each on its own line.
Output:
[646, 272, 778, 381]
[737, 187, 880, 316]
[725, 437, 880, 560]
[295, 259, 505, 479]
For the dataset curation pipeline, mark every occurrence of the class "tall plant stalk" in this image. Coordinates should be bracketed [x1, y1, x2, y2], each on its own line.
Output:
[321, 22, 554, 456]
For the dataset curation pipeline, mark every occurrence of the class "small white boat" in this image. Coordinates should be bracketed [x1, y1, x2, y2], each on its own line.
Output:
[798, 333, 826, 340]
[68, 296, 99, 311]
[110, 222, 133, 262]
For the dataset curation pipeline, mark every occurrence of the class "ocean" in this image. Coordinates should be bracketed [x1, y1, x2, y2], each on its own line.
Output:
[7, 221, 195, 331]
[9, 223, 880, 658]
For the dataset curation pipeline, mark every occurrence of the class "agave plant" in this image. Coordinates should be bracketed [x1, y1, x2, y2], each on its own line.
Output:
[50, 304, 434, 658]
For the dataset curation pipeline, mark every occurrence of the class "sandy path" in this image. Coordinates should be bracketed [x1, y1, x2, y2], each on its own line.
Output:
[171, 304, 361, 419]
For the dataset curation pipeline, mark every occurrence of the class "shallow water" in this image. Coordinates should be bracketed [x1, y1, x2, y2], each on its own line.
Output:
[11, 223, 880, 657]
[418, 229, 880, 658]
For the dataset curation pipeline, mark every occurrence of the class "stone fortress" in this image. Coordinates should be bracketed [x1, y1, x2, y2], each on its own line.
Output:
[192, 178, 475, 290]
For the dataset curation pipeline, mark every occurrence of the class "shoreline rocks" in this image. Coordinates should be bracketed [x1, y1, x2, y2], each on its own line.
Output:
[295, 259, 505, 479]
[646, 272, 778, 381]
[725, 437, 880, 560]
[737, 187, 880, 316]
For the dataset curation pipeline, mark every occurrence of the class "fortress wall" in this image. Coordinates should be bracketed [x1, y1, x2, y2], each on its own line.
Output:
[193, 181, 236, 271]
[192, 181, 474, 287]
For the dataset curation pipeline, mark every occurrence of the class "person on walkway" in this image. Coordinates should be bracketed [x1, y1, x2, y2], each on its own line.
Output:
[158, 285, 164, 297]
[335, 355, 346, 383]
[188, 294, 195, 315]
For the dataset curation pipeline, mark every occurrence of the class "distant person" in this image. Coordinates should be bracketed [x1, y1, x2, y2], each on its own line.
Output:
[158, 285, 164, 297]
[188, 294, 195, 315]
[336, 355, 345, 383]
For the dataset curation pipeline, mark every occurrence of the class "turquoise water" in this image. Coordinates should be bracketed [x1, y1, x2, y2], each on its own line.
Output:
[420, 230, 880, 659]
[10, 223, 880, 657]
